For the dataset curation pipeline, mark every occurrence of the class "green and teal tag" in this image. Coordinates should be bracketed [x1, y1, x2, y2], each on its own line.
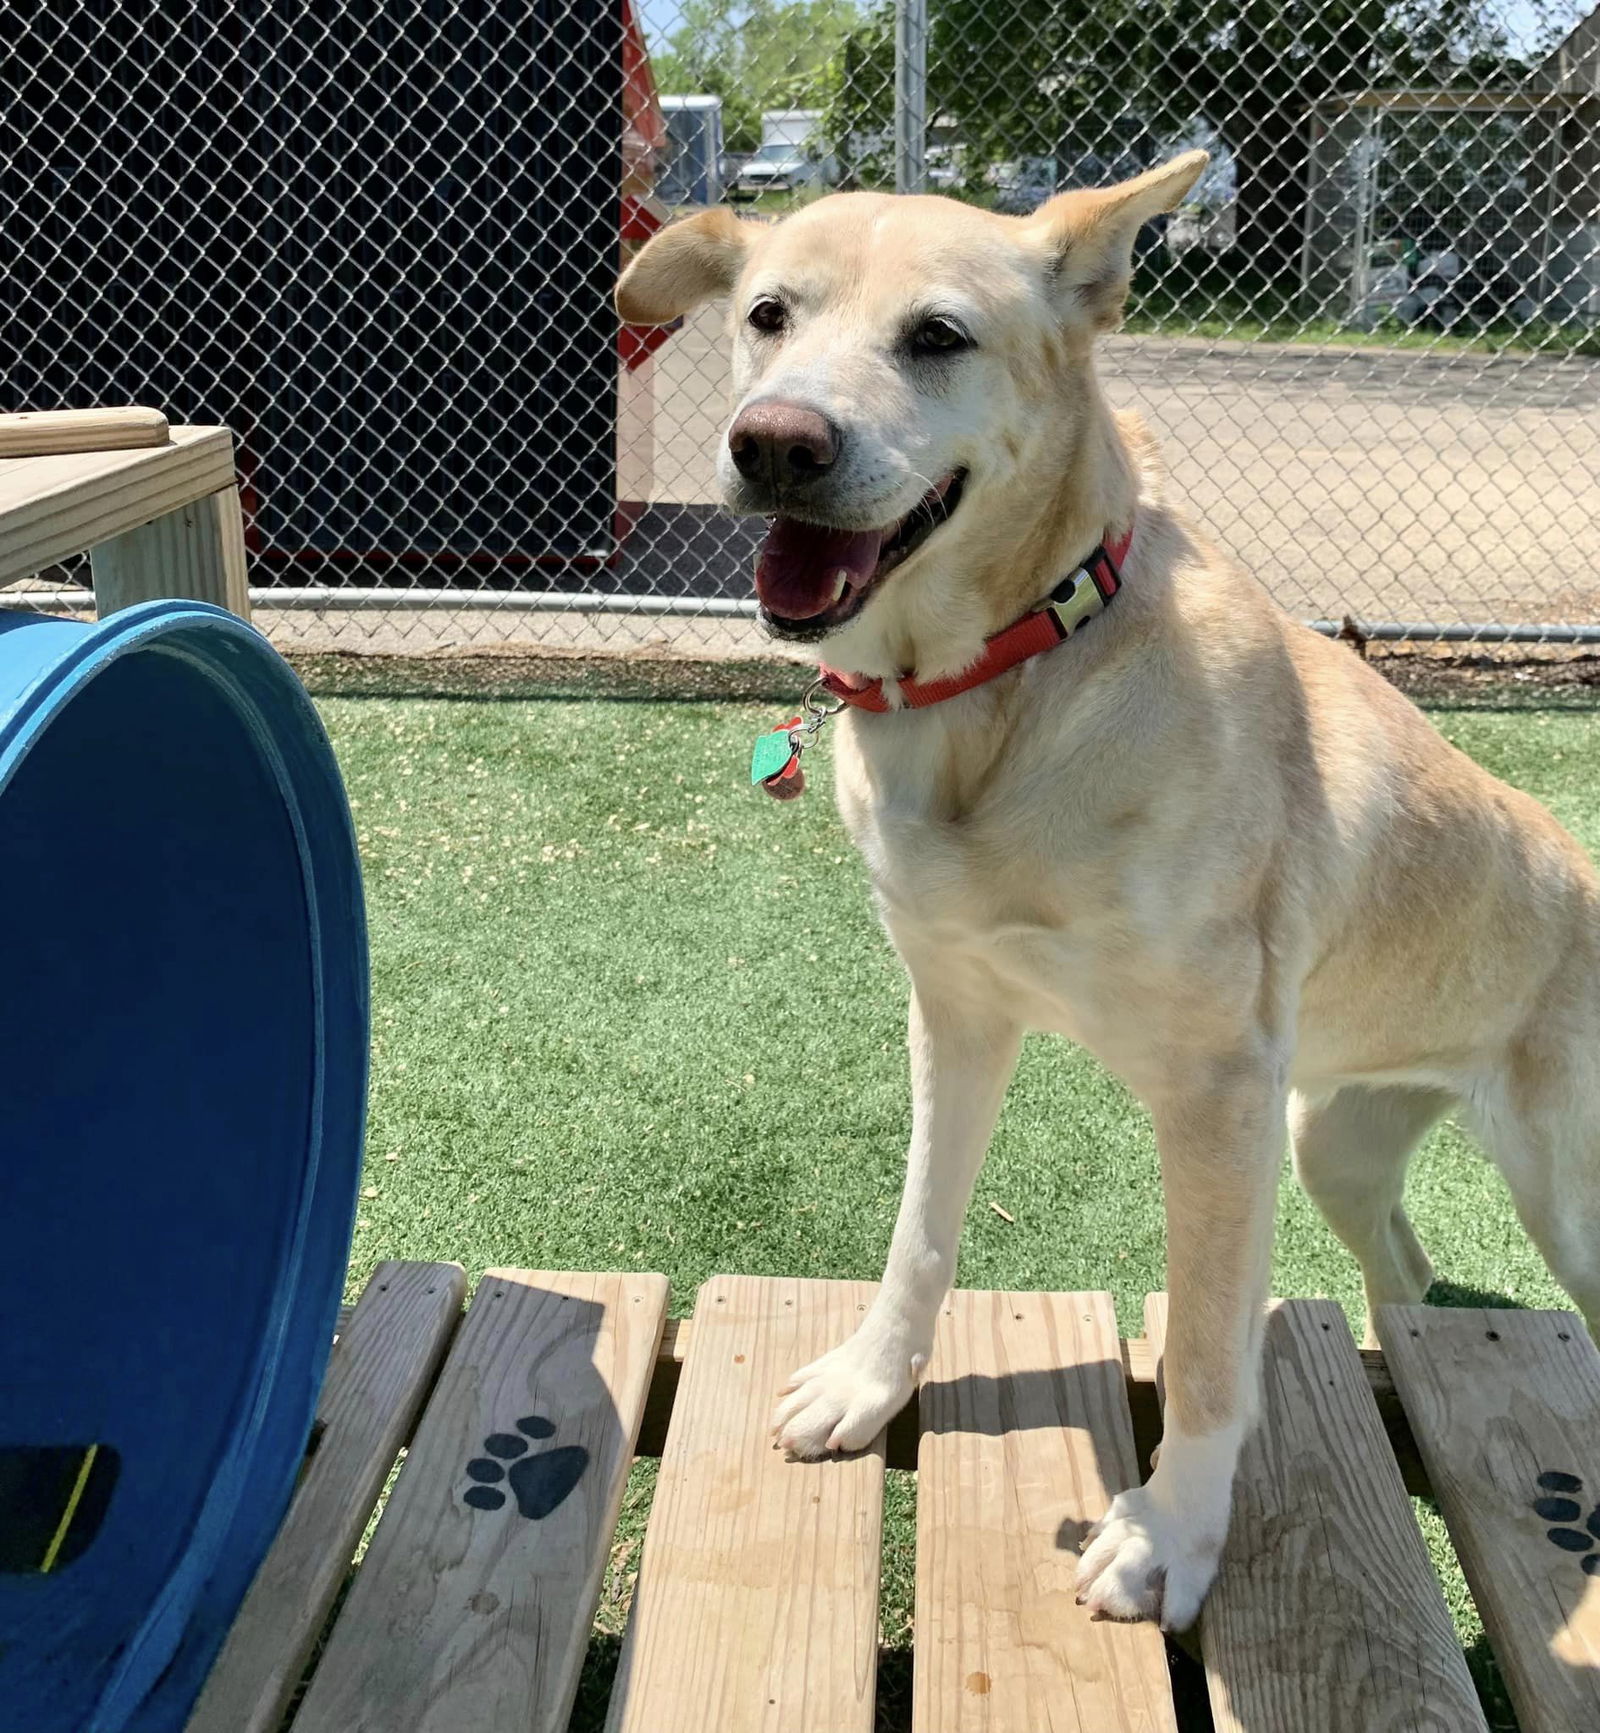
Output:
[750, 718, 801, 787]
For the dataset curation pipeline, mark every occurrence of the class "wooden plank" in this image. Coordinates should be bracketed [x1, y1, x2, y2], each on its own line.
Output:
[0, 425, 235, 587]
[186, 1261, 467, 1733]
[90, 486, 251, 619]
[633, 1326, 1428, 1492]
[608, 1276, 885, 1733]
[294, 1269, 668, 1733]
[1146, 1293, 1485, 1732]
[1377, 1305, 1600, 1733]
[0, 406, 169, 456]
[1123, 1337, 1428, 1490]
[914, 1290, 1177, 1733]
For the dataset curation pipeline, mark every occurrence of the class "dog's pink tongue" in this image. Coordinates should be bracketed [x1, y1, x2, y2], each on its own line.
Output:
[755, 516, 883, 619]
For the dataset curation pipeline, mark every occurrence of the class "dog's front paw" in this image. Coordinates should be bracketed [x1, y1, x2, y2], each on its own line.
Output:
[1074, 1483, 1224, 1631]
[770, 1332, 920, 1458]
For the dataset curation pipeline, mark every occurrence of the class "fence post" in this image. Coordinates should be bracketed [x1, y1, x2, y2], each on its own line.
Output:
[894, 0, 927, 195]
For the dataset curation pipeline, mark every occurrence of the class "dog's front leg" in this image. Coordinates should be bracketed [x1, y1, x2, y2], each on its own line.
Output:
[772, 988, 1021, 1457]
[1076, 1049, 1287, 1629]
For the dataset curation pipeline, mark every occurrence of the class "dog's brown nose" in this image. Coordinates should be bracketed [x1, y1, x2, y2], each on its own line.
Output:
[728, 401, 839, 489]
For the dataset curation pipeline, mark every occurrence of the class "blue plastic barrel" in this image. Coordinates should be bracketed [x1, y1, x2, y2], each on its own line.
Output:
[0, 602, 368, 1733]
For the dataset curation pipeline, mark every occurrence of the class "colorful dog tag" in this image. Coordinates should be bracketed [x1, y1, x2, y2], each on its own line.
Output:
[750, 718, 802, 786]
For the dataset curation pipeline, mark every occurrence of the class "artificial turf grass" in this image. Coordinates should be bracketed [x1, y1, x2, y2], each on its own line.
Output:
[326, 691, 1592, 1733]
[334, 692, 1580, 1328]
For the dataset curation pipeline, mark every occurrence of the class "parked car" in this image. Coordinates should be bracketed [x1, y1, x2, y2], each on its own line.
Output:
[732, 110, 838, 196]
[733, 141, 817, 195]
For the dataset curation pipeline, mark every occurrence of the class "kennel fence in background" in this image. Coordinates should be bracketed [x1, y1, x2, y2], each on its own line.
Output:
[8, 0, 631, 569]
[3, 0, 1600, 652]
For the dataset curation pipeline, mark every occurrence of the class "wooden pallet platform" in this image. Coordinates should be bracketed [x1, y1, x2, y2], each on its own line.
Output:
[188, 1263, 1600, 1732]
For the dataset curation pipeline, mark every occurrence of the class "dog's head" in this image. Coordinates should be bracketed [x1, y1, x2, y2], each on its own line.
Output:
[617, 152, 1206, 675]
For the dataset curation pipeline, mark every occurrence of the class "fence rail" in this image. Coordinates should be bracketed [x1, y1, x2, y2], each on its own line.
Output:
[4, 0, 1600, 654]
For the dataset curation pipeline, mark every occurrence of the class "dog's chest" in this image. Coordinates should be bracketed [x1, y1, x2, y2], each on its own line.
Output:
[832, 704, 1172, 1038]
[864, 807, 1042, 931]
[846, 791, 1138, 1038]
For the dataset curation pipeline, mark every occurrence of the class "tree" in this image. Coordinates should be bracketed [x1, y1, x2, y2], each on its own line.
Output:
[816, 5, 895, 186]
[1129, 0, 1526, 285]
[650, 0, 865, 153]
[823, 0, 1528, 284]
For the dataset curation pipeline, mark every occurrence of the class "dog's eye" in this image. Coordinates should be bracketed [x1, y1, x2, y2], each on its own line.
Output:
[911, 316, 970, 355]
[747, 297, 787, 335]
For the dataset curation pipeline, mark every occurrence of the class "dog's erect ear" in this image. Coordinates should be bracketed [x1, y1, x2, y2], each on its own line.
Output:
[616, 208, 756, 324]
[1026, 150, 1209, 329]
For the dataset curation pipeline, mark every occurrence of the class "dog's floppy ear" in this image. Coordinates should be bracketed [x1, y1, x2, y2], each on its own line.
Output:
[616, 208, 756, 324]
[1026, 150, 1209, 330]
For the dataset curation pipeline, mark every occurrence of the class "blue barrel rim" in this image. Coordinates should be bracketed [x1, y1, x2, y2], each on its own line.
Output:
[0, 601, 255, 790]
[0, 601, 369, 1732]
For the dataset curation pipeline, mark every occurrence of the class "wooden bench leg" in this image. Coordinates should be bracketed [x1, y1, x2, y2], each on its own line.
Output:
[89, 485, 250, 620]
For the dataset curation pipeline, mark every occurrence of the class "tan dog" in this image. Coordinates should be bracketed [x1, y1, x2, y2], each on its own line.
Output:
[616, 154, 1600, 1629]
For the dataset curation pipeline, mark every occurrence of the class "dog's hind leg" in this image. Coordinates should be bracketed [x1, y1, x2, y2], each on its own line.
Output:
[1467, 1044, 1600, 1336]
[1290, 1084, 1450, 1342]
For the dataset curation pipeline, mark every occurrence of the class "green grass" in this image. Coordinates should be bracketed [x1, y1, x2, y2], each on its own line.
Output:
[325, 686, 1598, 1731]
[1122, 305, 1600, 359]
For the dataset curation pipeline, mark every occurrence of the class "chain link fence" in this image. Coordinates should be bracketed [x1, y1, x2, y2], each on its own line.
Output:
[4, 0, 1600, 654]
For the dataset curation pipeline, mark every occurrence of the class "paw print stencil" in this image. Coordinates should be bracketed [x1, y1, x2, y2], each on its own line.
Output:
[1532, 1471, 1600, 1575]
[462, 1415, 589, 1519]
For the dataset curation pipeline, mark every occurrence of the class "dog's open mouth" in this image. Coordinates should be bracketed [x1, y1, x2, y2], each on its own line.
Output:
[754, 471, 967, 639]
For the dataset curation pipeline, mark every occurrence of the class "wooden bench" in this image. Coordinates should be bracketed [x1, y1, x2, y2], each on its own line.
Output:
[0, 408, 249, 619]
[185, 1264, 1600, 1732]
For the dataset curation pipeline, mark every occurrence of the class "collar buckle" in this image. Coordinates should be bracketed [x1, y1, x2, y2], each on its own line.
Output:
[1041, 566, 1108, 637]
[1041, 540, 1123, 638]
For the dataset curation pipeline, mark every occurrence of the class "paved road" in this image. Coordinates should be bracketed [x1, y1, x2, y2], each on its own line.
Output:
[257, 308, 1600, 656]
[648, 304, 1600, 628]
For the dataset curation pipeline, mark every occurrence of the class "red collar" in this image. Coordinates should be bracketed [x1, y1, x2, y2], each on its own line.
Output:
[817, 528, 1132, 713]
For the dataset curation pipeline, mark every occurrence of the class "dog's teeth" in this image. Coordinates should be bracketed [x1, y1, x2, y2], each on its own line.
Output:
[829, 569, 850, 602]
